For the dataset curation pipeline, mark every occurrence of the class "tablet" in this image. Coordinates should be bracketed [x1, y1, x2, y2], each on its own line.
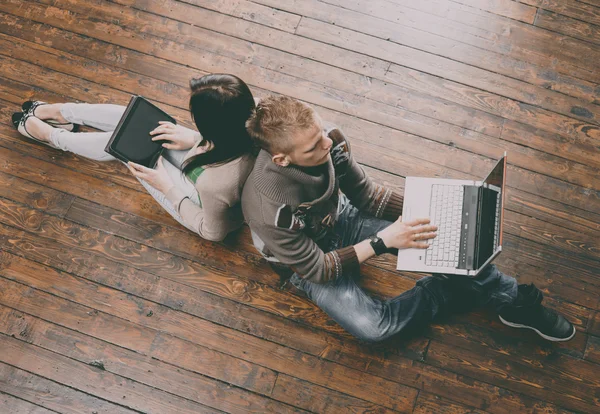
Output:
[104, 95, 176, 168]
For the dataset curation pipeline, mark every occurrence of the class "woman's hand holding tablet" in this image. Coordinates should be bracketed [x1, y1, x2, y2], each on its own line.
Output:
[150, 121, 199, 150]
[127, 156, 174, 195]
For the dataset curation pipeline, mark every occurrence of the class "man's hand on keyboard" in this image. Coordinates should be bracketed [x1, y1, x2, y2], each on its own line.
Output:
[378, 217, 438, 250]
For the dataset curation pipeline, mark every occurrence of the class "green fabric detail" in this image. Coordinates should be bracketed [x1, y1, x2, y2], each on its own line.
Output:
[185, 166, 204, 207]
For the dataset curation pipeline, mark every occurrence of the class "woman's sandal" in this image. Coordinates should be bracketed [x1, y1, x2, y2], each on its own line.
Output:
[12, 111, 57, 148]
[22, 100, 80, 132]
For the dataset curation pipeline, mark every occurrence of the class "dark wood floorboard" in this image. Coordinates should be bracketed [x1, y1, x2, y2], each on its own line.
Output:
[0, 0, 598, 413]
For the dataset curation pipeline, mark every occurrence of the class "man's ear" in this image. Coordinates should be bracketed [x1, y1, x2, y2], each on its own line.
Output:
[272, 153, 290, 167]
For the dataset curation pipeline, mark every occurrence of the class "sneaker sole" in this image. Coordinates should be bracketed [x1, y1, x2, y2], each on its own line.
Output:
[499, 315, 576, 342]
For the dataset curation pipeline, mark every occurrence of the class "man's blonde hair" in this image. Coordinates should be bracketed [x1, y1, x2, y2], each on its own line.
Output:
[245, 95, 319, 154]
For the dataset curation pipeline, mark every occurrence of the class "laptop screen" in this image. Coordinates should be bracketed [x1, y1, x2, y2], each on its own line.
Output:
[482, 154, 507, 250]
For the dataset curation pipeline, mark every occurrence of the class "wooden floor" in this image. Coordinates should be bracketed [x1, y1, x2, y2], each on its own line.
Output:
[0, 0, 599, 412]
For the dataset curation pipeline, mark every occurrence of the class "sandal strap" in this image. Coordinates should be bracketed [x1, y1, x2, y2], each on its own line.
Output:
[46, 120, 72, 126]
[20, 113, 35, 140]
[29, 101, 48, 118]
[20, 113, 53, 147]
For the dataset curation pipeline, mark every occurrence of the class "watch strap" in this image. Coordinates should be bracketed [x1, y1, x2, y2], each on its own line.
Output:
[369, 235, 388, 256]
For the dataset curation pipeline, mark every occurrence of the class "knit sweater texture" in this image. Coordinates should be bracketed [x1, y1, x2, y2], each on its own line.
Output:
[166, 142, 255, 241]
[241, 128, 403, 284]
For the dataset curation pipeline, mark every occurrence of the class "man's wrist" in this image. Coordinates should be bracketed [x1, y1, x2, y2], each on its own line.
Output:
[369, 234, 389, 256]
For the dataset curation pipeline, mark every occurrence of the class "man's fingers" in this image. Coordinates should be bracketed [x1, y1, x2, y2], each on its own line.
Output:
[412, 242, 430, 249]
[414, 231, 437, 240]
[414, 224, 438, 233]
[406, 217, 430, 226]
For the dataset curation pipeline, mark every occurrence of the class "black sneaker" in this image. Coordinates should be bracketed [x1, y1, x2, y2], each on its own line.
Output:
[498, 284, 575, 342]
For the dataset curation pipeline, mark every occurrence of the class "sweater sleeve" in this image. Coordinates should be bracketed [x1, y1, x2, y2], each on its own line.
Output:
[249, 219, 359, 284]
[330, 129, 404, 222]
[165, 179, 238, 242]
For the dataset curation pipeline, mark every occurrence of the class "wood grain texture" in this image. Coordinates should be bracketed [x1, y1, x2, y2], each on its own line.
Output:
[0, 0, 598, 412]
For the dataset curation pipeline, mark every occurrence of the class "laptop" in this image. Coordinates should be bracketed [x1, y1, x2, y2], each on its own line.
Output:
[105, 95, 176, 168]
[397, 153, 507, 277]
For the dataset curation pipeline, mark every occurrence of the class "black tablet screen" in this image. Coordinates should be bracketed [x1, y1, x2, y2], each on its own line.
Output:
[109, 97, 174, 167]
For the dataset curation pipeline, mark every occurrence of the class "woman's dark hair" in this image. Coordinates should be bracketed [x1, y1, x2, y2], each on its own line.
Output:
[182, 74, 256, 174]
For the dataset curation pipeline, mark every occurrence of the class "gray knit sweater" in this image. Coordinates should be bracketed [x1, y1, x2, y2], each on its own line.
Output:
[241, 128, 403, 284]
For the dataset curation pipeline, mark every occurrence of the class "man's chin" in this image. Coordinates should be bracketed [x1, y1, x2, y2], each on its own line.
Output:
[315, 153, 330, 165]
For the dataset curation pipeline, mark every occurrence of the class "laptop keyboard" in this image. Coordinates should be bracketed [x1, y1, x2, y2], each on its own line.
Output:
[425, 184, 464, 267]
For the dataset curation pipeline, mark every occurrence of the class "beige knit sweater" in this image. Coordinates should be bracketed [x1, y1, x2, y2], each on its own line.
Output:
[165, 147, 255, 241]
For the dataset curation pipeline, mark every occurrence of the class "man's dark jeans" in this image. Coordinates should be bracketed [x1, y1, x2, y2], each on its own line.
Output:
[290, 197, 518, 342]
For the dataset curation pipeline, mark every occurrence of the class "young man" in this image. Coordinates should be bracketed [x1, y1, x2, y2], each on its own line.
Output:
[242, 96, 575, 343]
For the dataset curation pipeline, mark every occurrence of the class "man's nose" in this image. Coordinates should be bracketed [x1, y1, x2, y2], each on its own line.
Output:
[323, 136, 333, 151]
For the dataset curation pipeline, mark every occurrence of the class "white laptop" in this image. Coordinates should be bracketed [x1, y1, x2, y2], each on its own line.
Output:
[397, 153, 507, 276]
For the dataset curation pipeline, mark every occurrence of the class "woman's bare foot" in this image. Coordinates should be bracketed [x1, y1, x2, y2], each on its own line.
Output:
[21, 116, 54, 143]
[33, 103, 69, 124]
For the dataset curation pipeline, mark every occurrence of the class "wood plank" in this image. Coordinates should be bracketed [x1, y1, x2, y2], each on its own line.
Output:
[382, 64, 600, 148]
[0, 265, 420, 412]
[0, 25, 503, 141]
[426, 339, 600, 413]
[0, 181, 583, 394]
[0, 391, 56, 414]
[3, 149, 596, 316]
[535, 9, 600, 46]
[2, 53, 596, 220]
[0, 171, 74, 216]
[0, 332, 223, 414]
[0, 362, 136, 414]
[66, 187, 600, 316]
[2, 8, 596, 215]
[584, 334, 600, 364]
[501, 119, 600, 170]
[0, 307, 309, 414]
[23, 0, 600, 131]
[413, 391, 487, 414]
[0, 0, 597, 411]
[537, 0, 600, 26]
[195, 0, 302, 33]
[444, 0, 538, 22]
[5, 3, 598, 139]
[1, 167, 594, 363]
[130, 0, 600, 127]
[1, 121, 598, 349]
[0, 252, 569, 414]
[370, 0, 537, 34]
[296, 11, 600, 106]
[299, 12, 599, 104]
[589, 312, 600, 336]
[270, 374, 398, 414]
[315, 0, 599, 79]
[1, 188, 584, 410]
[318, 106, 600, 197]
[2, 123, 599, 323]
[253, 0, 599, 84]
[4, 84, 600, 244]
[0, 192, 584, 414]
[0, 52, 190, 124]
[0, 256, 281, 397]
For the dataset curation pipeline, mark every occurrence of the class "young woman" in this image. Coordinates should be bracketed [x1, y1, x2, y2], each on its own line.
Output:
[12, 74, 257, 241]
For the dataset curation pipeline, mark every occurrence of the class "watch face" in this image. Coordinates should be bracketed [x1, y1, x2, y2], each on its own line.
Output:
[370, 236, 386, 255]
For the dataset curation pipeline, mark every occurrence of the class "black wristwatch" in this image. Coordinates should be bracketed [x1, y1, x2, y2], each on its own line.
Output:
[369, 235, 389, 256]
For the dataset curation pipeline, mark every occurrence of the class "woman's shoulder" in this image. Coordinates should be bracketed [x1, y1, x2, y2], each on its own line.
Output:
[196, 154, 256, 193]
